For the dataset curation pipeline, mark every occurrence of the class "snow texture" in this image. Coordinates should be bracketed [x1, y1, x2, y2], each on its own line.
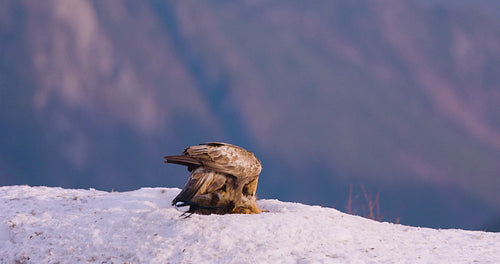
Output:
[0, 186, 499, 263]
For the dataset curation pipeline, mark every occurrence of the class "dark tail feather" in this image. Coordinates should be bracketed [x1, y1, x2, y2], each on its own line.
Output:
[164, 155, 202, 171]
[172, 178, 201, 206]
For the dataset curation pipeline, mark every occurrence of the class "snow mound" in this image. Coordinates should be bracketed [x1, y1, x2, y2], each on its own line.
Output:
[0, 186, 499, 263]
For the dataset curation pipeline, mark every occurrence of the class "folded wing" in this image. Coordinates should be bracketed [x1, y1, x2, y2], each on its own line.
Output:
[172, 167, 226, 206]
[182, 142, 262, 179]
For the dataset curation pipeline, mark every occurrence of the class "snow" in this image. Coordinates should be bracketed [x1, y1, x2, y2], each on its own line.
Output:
[0, 186, 499, 263]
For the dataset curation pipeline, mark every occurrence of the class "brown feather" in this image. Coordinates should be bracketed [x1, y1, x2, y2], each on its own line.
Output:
[172, 168, 226, 205]
[183, 142, 262, 178]
[164, 155, 202, 172]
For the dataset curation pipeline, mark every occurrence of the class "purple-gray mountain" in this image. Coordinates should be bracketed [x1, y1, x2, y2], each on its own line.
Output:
[1, 0, 499, 230]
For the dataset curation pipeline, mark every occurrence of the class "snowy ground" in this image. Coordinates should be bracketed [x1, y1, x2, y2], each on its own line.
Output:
[0, 186, 499, 263]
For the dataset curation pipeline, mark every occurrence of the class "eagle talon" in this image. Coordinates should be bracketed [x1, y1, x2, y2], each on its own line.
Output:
[180, 211, 194, 218]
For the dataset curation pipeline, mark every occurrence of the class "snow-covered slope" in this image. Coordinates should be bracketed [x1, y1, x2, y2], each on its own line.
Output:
[0, 186, 498, 263]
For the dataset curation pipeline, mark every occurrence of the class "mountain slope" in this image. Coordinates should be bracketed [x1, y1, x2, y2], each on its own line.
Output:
[1, 0, 500, 229]
[1, 186, 499, 263]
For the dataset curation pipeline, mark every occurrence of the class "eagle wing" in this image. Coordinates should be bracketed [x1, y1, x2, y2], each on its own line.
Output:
[172, 167, 226, 206]
[182, 142, 262, 179]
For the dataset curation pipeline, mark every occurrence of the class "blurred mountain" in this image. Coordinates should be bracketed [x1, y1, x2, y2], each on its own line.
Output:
[1, 0, 499, 230]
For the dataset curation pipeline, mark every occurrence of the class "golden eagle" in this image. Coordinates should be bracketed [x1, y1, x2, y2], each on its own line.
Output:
[164, 142, 262, 215]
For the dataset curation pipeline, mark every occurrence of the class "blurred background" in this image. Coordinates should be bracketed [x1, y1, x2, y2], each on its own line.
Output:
[1, 0, 499, 231]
